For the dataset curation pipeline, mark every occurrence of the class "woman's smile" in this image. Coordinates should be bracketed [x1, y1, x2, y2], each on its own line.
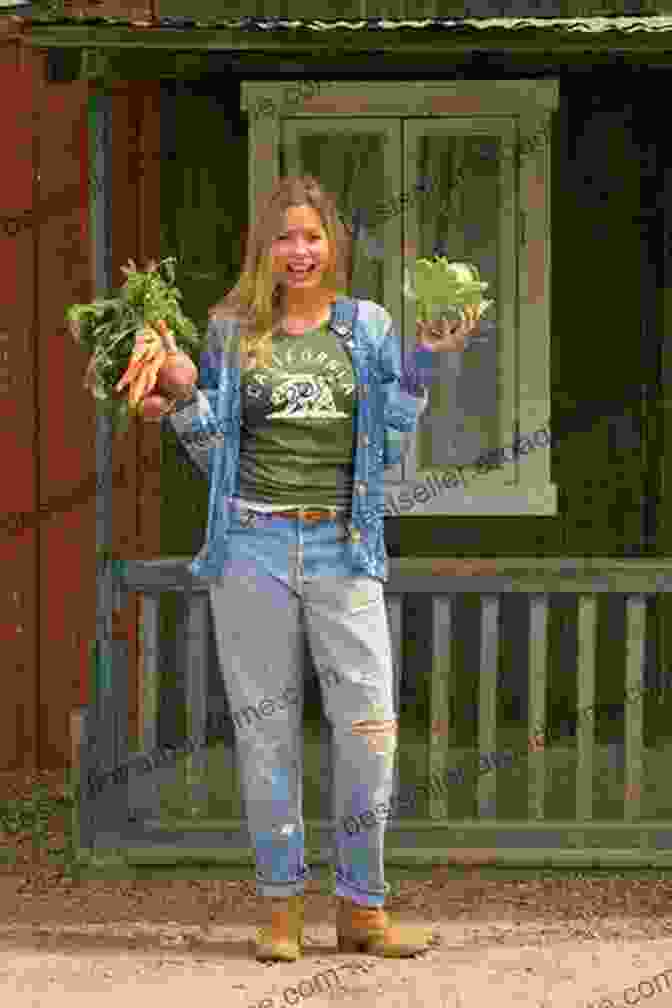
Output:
[286, 263, 317, 280]
[272, 205, 331, 298]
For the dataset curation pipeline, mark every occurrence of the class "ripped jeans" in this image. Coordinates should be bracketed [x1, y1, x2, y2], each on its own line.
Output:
[207, 499, 397, 907]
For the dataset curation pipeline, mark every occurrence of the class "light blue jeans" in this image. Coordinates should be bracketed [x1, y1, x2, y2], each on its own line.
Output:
[207, 498, 397, 907]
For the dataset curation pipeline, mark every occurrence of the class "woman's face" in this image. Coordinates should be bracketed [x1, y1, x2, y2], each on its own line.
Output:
[270, 204, 332, 294]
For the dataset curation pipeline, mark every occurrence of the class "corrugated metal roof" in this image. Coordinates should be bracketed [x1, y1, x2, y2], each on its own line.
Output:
[13, 13, 672, 32]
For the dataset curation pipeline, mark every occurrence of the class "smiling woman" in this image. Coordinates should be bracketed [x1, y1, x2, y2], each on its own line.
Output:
[160, 172, 478, 963]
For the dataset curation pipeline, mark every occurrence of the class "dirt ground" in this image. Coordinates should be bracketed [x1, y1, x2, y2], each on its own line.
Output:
[3, 770, 672, 1007]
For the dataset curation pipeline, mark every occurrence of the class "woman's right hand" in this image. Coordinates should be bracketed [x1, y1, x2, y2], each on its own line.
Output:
[154, 320, 198, 399]
[137, 392, 176, 422]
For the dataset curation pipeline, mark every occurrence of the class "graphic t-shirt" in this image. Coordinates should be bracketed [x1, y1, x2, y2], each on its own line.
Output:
[235, 321, 356, 510]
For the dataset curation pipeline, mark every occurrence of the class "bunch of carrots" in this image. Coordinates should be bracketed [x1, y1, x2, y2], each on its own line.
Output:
[113, 318, 181, 405]
[67, 258, 202, 434]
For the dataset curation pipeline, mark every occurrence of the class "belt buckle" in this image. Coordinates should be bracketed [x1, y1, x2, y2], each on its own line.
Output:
[238, 507, 256, 527]
[307, 508, 337, 523]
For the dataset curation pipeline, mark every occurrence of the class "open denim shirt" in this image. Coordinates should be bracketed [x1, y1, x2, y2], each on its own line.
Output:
[165, 297, 438, 584]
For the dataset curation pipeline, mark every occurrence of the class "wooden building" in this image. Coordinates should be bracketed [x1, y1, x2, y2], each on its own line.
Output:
[3, 0, 672, 875]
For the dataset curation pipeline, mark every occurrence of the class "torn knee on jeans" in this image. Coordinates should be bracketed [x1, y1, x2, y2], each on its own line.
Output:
[350, 719, 398, 754]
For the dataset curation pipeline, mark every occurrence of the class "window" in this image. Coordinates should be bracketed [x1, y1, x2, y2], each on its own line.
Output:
[242, 80, 558, 515]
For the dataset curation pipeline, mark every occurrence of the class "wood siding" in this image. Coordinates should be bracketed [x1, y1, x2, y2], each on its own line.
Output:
[0, 38, 40, 772]
[0, 25, 162, 769]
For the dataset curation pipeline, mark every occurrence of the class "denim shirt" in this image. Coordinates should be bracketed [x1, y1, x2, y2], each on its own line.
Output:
[166, 298, 438, 584]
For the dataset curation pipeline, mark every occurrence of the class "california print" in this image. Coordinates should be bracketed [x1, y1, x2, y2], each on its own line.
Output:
[269, 374, 348, 419]
[245, 345, 354, 423]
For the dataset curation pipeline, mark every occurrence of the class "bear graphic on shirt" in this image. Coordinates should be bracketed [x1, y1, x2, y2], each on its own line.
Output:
[268, 373, 348, 420]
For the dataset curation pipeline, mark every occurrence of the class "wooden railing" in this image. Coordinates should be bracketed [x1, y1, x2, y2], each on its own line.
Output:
[72, 557, 672, 875]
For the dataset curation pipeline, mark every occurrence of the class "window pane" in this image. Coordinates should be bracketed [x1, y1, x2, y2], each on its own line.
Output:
[413, 133, 501, 469]
[280, 130, 390, 306]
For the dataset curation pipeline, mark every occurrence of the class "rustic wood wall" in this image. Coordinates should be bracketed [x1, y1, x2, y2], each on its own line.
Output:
[0, 20, 161, 770]
[0, 35, 96, 771]
[0, 34, 42, 772]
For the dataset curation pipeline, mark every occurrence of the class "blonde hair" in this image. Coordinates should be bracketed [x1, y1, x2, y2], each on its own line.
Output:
[209, 174, 352, 370]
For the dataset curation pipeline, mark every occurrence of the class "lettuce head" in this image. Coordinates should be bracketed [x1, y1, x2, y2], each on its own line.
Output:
[404, 257, 494, 323]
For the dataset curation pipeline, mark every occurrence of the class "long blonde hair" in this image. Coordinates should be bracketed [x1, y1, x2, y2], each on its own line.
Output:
[209, 174, 352, 370]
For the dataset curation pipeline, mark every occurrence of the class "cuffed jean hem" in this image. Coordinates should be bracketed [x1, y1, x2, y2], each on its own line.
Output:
[334, 873, 389, 908]
[256, 867, 312, 899]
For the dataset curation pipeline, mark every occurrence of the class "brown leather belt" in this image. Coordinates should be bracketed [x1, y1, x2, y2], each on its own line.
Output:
[269, 508, 339, 522]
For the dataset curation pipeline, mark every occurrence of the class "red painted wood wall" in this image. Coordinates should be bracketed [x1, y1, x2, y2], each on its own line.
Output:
[0, 30, 41, 772]
[0, 21, 161, 770]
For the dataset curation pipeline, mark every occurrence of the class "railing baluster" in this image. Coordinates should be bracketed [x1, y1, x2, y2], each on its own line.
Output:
[576, 594, 598, 827]
[184, 591, 210, 816]
[528, 593, 549, 820]
[477, 594, 499, 818]
[111, 637, 129, 836]
[134, 592, 161, 820]
[624, 593, 647, 823]
[429, 594, 456, 820]
[77, 707, 95, 849]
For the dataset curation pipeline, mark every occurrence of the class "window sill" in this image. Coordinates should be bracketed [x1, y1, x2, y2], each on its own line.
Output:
[384, 481, 558, 517]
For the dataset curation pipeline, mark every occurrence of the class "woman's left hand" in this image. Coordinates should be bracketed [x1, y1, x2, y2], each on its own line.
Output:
[416, 304, 481, 352]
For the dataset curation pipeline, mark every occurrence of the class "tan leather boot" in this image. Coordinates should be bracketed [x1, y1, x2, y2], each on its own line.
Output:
[254, 894, 304, 962]
[336, 896, 433, 957]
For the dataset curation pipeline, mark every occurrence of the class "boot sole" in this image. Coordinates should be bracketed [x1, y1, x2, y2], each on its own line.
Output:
[255, 947, 301, 962]
[337, 935, 428, 956]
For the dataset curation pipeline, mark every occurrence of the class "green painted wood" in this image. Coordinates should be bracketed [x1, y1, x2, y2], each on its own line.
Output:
[552, 79, 646, 559]
[28, 22, 672, 62]
[153, 83, 248, 829]
[122, 818, 672, 835]
[428, 595, 454, 820]
[476, 595, 498, 817]
[183, 592, 210, 818]
[63, 863, 672, 884]
[527, 593, 549, 821]
[118, 556, 672, 592]
[624, 594, 647, 820]
[115, 848, 672, 870]
[576, 594, 597, 831]
[135, 594, 161, 821]
[82, 1, 672, 25]
[403, 115, 543, 512]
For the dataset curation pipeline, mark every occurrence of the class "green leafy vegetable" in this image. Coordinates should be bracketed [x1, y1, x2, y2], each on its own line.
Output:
[66, 257, 203, 435]
[403, 257, 494, 323]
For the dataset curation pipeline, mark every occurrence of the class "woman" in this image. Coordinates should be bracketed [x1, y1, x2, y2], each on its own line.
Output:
[139, 174, 479, 961]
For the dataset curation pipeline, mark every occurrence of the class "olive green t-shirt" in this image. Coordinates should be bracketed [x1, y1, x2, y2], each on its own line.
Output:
[236, 322, 356, 509]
